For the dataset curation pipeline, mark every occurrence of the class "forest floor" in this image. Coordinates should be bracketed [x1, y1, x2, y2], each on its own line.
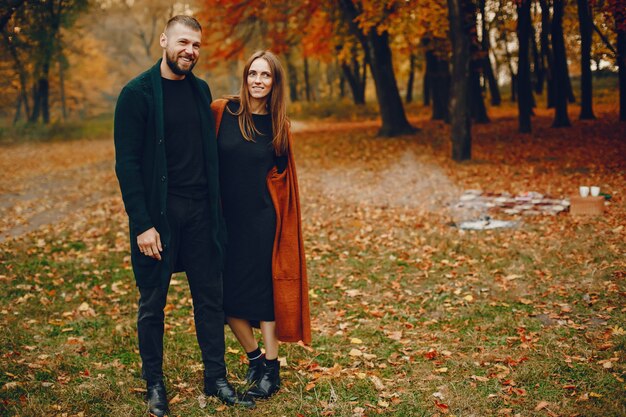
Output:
[0, 101, 624, 417]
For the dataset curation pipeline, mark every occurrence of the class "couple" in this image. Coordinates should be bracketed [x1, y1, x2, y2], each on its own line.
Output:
[113, 15, 311, 415]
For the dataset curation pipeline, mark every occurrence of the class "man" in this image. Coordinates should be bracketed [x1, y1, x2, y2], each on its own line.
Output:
[114, 15, 255, 415]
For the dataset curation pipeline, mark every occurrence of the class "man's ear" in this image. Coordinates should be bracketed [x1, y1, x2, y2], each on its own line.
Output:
[159, 33, 167, 48]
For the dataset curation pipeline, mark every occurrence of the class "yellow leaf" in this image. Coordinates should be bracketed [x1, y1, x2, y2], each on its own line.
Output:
[611, 326, 626, 336]
[350, 337, 363, 344]
[349, 348, 363, 357]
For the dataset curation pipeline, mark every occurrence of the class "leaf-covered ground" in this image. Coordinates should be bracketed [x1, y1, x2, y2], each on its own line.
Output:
[1, 103, 624, 417]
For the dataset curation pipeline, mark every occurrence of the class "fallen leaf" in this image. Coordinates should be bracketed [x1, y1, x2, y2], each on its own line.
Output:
[349, 348, 363, 357]
[197, 394, 207, 409]
[434, 400, 449, 412]
[370, 375, 385, 390]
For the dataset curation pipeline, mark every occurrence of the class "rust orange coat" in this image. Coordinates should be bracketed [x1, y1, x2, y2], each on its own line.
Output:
[211, 99, 311, 345]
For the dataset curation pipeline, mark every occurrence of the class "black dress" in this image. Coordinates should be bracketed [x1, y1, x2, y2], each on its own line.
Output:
[218, 102, 277, 321]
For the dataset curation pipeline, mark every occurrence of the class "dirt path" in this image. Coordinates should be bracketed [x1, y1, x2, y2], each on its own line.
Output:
[0, 119, 463, 244]
[0, 140, 118, 243]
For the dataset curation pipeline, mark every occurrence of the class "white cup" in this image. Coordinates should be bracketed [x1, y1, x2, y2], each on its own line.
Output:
[590, 186, 600, 197]
[579, 186, 590, 197]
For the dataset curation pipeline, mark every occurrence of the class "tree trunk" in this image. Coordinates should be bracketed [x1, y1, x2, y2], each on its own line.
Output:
[303, 57, 311, 102]
[469, 70, 489, 122]
[517, 0, 533, 133]
[59, 57, 67, 120]
[30, 83, 40, 123]
[539, 0, 555, 108]
[406, 51, 416, 103]
[423, 70, 431, 106]
[618, 23, 626, 121]
[468, 2, 489, 123]
[2, 30, 31, 120]
[40, 75, 50, 124]
[479, 0, 501, 105]
[340, 56, 366, 105]
[286, 52, 299, 102]
[447, 0, 472, 161]
[13, 94, 23, 124]
[499, 29, 517, 102]
[577, 0, 595, 119]
[337, 0, 416, 136]
[427, 50, 450, 121]
[551, 0, 571, 127]
[531, 22, 544, 94]
[338, 60, 346, 99]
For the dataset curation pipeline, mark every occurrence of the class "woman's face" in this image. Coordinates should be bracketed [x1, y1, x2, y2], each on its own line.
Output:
[247, 58, 273, 102]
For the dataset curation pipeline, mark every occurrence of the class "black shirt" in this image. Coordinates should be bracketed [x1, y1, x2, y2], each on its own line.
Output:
[161, 77, 208, 199]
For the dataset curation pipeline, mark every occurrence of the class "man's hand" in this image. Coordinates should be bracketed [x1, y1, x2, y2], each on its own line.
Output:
[137, 227, 162, 260]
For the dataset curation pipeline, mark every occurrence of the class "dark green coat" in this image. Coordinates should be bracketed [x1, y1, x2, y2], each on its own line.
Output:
[114, 59, 225, 288]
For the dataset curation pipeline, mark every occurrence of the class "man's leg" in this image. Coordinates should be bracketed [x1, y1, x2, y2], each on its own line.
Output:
[137, 194, 183, 384]
[137, 284, 169, 383]
[179, 199, 225, 378]
[180, 199, 254, 408]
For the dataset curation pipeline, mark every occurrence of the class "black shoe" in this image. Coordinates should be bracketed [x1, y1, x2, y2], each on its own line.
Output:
[204, 376, 256, 409]
[247, 362, 280, 399]
[245, 358, 265, 386]
[146, 381, 169, 417]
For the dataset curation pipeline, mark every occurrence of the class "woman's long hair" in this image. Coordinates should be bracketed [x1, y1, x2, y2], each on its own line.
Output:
[225, 50, 290, 156]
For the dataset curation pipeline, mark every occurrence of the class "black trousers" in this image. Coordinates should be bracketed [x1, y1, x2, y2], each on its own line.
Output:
[137, 194, 225, 383]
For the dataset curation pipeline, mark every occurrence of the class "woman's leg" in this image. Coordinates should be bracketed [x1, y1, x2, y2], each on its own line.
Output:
[248, 320, 280, 398]
[259, 321, 278, 359]
[226, 317, 258, 352]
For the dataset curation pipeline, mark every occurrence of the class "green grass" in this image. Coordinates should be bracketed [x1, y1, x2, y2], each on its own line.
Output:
[0, 115, 112, 143]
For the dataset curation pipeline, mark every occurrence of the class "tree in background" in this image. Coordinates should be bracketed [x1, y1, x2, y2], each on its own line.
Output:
[1, 0, 89, 124]
[447, 0, 472, 161]
[516, 0, 533, 133]
[551, 0, 572, 127]
[478, 0, 501, 105]
[414, 0, 450, 120]
[600, 0, 626, 121]
[467, 1, 490, 123]
[335, 0, 416, 136]
[577, 0, 596, 119]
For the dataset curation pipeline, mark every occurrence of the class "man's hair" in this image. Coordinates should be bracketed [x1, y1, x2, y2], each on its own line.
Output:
[165, 15, 202, 33]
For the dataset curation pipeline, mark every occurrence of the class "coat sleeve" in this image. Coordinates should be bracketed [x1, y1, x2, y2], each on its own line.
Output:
[114, 86, 153, 235]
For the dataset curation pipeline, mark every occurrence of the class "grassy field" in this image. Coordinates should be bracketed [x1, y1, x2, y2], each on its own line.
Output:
[0, 100, 624, 416]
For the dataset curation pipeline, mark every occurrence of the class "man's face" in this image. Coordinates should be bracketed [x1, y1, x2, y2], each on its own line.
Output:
[160, 23, 201, 76]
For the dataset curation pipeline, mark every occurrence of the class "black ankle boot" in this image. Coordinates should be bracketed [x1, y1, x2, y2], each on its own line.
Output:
[247, 362, 280, 399]
[146, 381, 169, 417]
[204, 376, 256, 409]
[245, 357, 265, 386]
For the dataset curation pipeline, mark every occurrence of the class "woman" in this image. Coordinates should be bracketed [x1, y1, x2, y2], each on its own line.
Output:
[211, 50, 311, 399]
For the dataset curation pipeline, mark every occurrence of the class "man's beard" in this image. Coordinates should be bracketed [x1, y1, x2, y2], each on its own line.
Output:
[166, 51, 196, 76]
